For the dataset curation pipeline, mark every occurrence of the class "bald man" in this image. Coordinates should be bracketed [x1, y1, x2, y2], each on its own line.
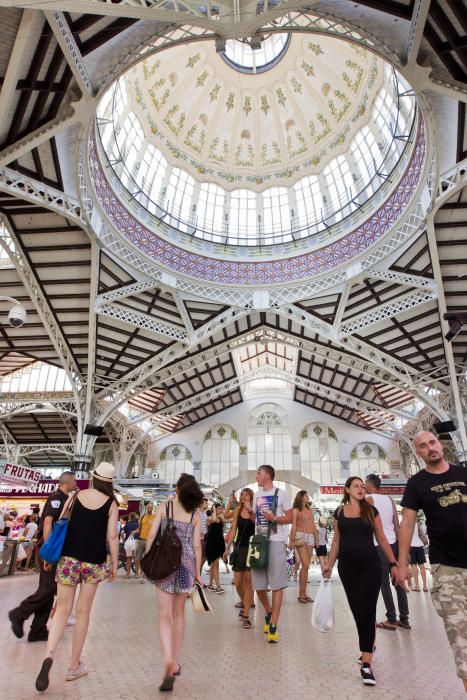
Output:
[9, 471, 77, 642]
[396, 432, 467, 692]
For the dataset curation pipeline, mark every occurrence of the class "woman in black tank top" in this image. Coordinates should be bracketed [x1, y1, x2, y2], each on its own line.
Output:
[35, 463, 119, 694]
[224, 488, 255, 629]
[323, 477, 400, 689]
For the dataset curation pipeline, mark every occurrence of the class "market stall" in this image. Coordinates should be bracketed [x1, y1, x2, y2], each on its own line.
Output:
[0, 466, 89, 576]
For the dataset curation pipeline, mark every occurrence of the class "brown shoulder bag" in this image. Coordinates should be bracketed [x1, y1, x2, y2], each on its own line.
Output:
[141, 501, 182, 581]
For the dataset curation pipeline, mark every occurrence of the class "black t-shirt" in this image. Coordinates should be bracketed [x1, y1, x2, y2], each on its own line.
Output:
[401, 465, 467, 567]
[37, 489, 69, 546]
[334, 505, 379, 564]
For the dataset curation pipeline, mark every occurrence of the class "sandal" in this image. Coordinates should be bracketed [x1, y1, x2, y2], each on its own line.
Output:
[242, 618, 252, 629]
[298, 597, 308, 604]
[207, 584, 216, 591]
[423, 587, 428, 592]
[413, 587, 420, 591]
[216, 587, 225, 594]
[305, 596, 314, 603]
[376, 621, 396, 630]
[235, 601, 244, 608]
[159, 675, 175, 692]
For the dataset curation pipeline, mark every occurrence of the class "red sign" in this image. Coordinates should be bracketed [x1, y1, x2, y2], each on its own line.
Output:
[320, 485, 406, 496]
[0, 479, 89, 498]
[1, 463, 42, 486]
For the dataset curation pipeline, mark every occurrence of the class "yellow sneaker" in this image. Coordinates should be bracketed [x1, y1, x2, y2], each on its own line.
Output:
[263, 613, 271, 633]
[267, 625, 279, 643]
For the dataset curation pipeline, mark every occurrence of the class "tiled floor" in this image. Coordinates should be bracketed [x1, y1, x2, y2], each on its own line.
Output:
[0, 566, 464, 699]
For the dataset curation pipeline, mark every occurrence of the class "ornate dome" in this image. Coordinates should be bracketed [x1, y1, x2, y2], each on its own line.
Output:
[87, 21, 428, 297]
[103, 34, 385, 189]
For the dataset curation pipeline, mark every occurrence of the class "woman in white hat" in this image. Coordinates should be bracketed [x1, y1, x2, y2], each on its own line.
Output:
[35, 462, 119, 693]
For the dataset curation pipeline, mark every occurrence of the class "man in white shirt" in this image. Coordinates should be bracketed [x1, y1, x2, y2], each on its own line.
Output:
[252, 464, 292, 643]
[365, 473, 410, 630]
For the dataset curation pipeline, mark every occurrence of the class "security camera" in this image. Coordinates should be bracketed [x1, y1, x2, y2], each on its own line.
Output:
[8, 303, 27, 327]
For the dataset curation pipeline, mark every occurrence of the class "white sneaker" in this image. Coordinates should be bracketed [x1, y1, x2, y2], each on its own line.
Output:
[66, 662, 88, 682]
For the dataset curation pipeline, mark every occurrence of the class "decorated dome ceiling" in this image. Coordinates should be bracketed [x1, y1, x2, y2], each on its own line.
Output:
[93, 29, 419, 254]
[125, 33, 383, 189]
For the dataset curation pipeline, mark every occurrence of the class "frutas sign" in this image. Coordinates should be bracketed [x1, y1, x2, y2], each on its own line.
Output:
[0, 463, 42, 487]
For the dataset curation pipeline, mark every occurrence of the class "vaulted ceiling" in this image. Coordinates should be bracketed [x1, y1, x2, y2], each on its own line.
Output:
[0, 1, 466, 468]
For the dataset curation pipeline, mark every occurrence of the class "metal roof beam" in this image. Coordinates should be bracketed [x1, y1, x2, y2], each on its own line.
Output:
[0, 111, 78, 168]
[0, 10, 38, 144]
[0, 422, 19, 461]
[0, 220, 83, 414]
[276, 304, 417, 385]
[95, 301, 190, 343]
[425, 215, 467, 455]
[404, 0, 432, 68]
[44, 11, 95, 98]
[364, 267, 437, 292]
[0, 167, 84, 226]
[339, 289, 437, 336]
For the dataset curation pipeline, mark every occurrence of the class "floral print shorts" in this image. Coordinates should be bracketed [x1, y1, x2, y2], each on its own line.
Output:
[57, 556, 108, 586]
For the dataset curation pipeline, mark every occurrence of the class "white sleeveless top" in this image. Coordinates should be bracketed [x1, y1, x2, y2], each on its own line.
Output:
[370, 493, 396, 545]
[411, 527, 424, 547]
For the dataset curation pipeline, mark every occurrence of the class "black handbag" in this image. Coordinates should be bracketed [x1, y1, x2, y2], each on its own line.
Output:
[141, 501, 182, 581]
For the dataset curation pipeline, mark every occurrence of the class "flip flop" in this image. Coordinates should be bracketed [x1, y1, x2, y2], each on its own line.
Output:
[298, 597, 308, 604]
[159, 675, 175, 692]
[376, 621, 396, 630]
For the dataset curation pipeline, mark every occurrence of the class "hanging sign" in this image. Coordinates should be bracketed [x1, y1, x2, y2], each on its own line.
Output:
[0, 463, 42, 487]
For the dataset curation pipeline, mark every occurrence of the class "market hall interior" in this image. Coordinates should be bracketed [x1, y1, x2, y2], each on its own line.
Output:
[0, 0, 467, 698]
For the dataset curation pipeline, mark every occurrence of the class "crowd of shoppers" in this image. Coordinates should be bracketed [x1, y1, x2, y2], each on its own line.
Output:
[5, 429, 466, 694]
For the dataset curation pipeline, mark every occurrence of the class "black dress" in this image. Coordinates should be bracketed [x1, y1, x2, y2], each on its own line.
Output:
[205, 520, 225, 565]
[334, 505, 382, 654]
[231, 515, 255, 572]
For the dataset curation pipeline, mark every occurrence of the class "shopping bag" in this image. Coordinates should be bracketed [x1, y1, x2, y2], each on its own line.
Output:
[311, 578, 334, 632]
[124, 535, 136, 556]
[190, 582, 213, 614]
[16, 543, 27, 561]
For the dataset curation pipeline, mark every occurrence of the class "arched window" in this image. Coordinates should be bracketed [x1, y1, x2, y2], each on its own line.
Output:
[349, 442, 390, 479]
[248, 403, 292, 470]
[299, 422, 341, 484]
[158, 444, 193, 484]
[201, 424, 240, 486]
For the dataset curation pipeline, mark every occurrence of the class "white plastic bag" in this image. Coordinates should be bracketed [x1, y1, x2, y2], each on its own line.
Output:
[124, 535, 136, 556]
[311, 578, 334, 632]
[16, 543, 27, 562]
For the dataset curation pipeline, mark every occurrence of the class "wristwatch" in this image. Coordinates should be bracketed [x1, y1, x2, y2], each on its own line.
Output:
[389, 561, 398, 568]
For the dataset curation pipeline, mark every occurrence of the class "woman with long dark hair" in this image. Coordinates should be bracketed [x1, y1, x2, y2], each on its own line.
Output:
[289, 490, 318, 603]
[323, 476, 399, 687]
[145, 473, 203, 692]
[223, 488, 255, 628]
[35, 462, 119, 693]
[205, 503, 226, 593]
